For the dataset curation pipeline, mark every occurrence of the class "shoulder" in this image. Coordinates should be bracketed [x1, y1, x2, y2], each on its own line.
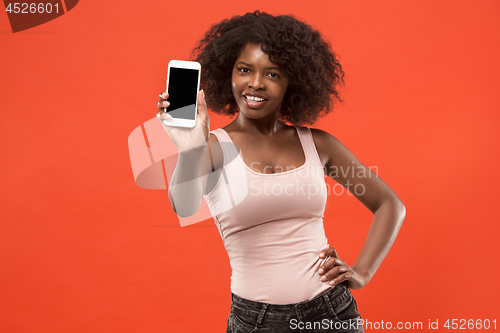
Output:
[308, 127, 338, 143]
[208, 132, 219, 143]
[307, 127, 343, 167]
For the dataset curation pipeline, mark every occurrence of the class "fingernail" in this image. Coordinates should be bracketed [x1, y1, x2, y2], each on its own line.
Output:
[321, 276, 327, 282]
[330, 281, 336, 286]
[163, 101, 170, 106]
[319, 253, 325, 258]
[318, 269, 324, 275]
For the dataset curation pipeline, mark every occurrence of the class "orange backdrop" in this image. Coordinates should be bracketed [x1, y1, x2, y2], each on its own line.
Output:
[1, 0, 499, 332]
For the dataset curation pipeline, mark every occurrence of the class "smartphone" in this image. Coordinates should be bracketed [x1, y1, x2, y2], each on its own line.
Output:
[162, 60, 201, 128]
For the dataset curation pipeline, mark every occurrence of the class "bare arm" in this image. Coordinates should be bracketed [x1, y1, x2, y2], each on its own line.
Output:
[157, 91, 221, 218]
[312, 128, 406, 289]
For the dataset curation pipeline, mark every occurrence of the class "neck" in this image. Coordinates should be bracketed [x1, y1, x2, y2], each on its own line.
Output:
[230, 112, 286, 136]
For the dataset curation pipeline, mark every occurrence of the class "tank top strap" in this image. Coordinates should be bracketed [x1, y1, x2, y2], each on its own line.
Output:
[295, 126, 324, 169]
[210, 128, 230, 144]
[210, 129, 241, 169]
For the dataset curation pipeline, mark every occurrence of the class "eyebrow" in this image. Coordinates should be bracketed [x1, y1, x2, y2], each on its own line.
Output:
[237, 61, 280, 71]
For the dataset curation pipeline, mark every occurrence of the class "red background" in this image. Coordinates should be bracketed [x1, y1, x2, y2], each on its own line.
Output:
[1, 0, 499, 332]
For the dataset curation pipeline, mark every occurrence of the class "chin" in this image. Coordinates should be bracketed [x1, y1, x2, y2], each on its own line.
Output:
[239, 109, 270, 119]
[237, 104, 277, 120]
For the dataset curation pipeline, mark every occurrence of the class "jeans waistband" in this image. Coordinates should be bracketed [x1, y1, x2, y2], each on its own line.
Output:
[231, 282, 351, 324]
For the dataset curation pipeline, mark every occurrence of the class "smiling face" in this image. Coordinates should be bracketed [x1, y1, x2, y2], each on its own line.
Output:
[231, 43, 289, 121]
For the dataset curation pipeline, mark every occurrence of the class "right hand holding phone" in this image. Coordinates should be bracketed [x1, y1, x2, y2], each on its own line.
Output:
[156, 90, 210, 152]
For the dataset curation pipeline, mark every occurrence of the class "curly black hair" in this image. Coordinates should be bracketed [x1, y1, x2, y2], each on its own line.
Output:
[191, 11, 345, 125]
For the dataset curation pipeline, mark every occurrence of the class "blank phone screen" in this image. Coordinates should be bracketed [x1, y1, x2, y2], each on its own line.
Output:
[167, 67, 199, 120]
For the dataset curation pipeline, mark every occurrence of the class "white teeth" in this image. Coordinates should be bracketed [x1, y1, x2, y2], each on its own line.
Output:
[245, 96, 265, 102]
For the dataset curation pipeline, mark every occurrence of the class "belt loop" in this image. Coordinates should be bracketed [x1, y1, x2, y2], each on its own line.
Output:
[322, 293, 339, 320]
[255, 303, 268, 328]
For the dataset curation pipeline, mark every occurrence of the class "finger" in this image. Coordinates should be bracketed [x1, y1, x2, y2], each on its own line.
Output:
[320, 265, 346, 282]
[157, 110, 172, 120]
[157, 100, 170, 111]
[159, 92, 169, 100]
[330, 271, 354, 286]
[319, 247, 338, 259]
[197, 89, 209, 122]
[156, 101, 171, 119]
[318, 257, 335, 275]
[321, 264, 351, 284]
[318, 257, 344, 275]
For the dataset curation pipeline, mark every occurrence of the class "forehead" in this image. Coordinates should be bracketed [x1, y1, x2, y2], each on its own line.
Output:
[235, 43, 276, 66]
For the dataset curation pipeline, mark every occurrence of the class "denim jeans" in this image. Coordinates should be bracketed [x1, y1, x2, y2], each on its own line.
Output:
[225, 282, 364, 333]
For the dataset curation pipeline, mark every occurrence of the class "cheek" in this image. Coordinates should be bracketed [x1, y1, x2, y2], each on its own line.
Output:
[231, 74, 240, 92]
[231, 80, 238, 97]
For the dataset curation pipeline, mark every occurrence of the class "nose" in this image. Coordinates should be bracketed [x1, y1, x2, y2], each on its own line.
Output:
[247, 73, 265, 90]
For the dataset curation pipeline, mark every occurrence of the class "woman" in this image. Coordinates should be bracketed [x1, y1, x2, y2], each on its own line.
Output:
[157, 11, 405, 333]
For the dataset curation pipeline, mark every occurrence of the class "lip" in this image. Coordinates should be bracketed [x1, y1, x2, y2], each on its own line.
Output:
[243, 94, 268, 109]
[243, 92, 268, 100]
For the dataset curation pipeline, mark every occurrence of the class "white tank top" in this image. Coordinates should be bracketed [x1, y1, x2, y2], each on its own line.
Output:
[203, 126, 332, 304]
